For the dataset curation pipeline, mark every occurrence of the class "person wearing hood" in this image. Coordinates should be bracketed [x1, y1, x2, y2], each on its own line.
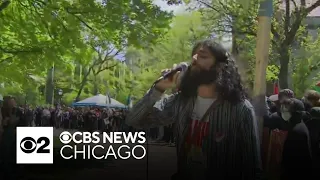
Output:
[264, 89, 295, 130]
[280, 98, 313, 179]
[305, 106, 320, 174]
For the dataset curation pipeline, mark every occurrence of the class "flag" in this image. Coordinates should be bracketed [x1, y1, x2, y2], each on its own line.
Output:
[265, 129, 288, 179]
[127, 95, 133, 109]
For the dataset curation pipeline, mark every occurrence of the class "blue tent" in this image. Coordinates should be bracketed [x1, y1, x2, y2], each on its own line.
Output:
[72, 94, 127, 108]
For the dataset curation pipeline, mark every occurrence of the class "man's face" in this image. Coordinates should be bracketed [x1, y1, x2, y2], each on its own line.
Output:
[191, 45, 215, 73]
[186, 45, 218, 86]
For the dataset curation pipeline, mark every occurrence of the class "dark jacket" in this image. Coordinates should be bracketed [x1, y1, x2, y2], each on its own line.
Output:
[305, 107, 320, 174]
[126, 88, 262, 180]
[280, 99, 313, 180]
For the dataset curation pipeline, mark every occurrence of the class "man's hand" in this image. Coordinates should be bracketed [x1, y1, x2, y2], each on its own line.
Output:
[155, 63, 182, 92]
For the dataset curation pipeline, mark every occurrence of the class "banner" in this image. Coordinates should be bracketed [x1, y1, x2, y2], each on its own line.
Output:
[265, 129, 288, 180]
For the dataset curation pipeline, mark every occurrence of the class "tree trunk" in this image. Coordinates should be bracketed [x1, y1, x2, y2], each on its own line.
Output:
[74, 61, 82, 83]
[278, 47, 290, 89]
[93, 75, 98, 95]
[75, 67, 92, 101]
[45, 67, 54, 105]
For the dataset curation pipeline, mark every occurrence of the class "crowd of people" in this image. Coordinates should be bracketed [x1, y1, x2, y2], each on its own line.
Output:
[262, 89, 320, 179]
[28, 106, 127, 132]
[0, 100, 128, 132]
[0, 94, 176, 179]
[1, 87, 320, 179]
[0, 96, 175, 142]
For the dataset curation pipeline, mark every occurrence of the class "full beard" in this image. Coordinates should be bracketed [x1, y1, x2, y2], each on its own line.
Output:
[179, 65, 218, 98]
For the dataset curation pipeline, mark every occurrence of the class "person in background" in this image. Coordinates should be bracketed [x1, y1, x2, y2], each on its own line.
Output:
[41, 107, 51, 126]
[264, 89, 295, 130]
[0, 96, 25, 180]
[304, 90, 320, 108]
[35, 107, 42, 126]
[280, 98, 312, 179]
[25, 105, 34, 126]
[305, 106, 320, 175]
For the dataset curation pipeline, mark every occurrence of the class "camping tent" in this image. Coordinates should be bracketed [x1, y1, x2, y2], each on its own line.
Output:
[72, 94, 127, 108]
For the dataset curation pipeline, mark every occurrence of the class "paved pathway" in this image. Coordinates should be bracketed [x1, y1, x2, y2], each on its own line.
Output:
[25, 129, 177, 180]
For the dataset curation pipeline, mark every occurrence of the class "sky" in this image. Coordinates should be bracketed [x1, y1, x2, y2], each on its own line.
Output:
[153, 0, 186, 15]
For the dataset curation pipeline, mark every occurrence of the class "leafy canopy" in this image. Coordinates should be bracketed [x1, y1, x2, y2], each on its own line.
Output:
[0, 0, 172, 84]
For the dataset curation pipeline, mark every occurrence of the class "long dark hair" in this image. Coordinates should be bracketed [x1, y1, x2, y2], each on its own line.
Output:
[179, 39, 247, 104]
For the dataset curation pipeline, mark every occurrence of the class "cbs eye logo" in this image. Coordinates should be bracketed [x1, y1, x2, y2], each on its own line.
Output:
[20, 136, 50, 154]
[59, 131, 72, 144]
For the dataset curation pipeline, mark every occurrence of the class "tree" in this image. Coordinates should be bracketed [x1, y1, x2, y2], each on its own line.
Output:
[121, 12, 210, 99]
[0, 0, 172, 85]
[145, 11, 210, 67]
[292, 32, 320, 97]
[271, 0, 320, 88]
[182, 0, 320, 89]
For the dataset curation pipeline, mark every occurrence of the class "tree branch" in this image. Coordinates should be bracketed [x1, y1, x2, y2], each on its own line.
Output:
[66, 8, 93, 30]
[306, 0, 320, 13]
[284, 0, 290, 37]
[291, 0, 297, 8]
[64, 7, 94, 15]
[196, 0, 220, 12]
[96, 63, 118, 74]
[0, 46, 43, 54]
[0, 0, 10, 12]
[285, 12, 303, 45]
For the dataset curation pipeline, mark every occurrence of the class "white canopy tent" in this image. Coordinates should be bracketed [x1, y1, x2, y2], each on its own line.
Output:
[72, 94, 127, 108]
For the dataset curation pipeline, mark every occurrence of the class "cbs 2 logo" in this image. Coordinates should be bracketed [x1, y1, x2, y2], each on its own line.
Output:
[20, 137, 50, 154]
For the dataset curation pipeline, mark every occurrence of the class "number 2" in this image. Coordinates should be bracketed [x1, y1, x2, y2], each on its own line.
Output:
[36, 137, 50, 153]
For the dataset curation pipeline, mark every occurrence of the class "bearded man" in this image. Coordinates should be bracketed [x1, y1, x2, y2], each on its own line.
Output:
[126, 39, 262, 180]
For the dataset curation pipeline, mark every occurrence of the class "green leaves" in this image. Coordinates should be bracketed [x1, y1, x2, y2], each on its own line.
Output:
[120, 12, 209, 99]
[1, 0, 173, 102]
[292, 32, 320, 97]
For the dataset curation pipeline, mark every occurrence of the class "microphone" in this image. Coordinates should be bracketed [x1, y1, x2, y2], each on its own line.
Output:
[154, 62, 189, 84]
